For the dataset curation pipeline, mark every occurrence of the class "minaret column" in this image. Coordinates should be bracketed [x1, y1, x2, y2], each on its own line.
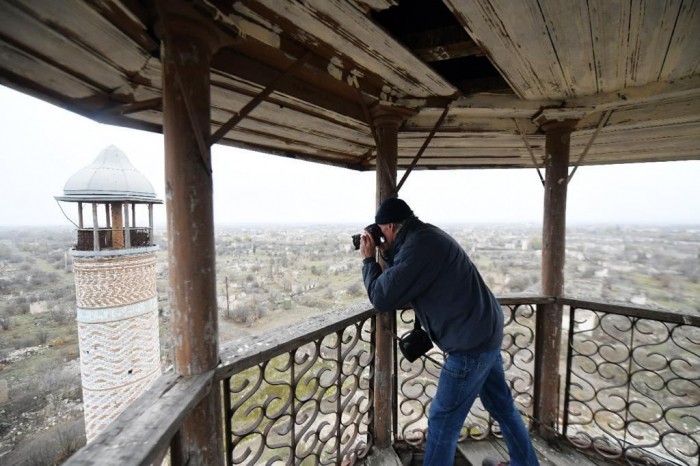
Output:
[61, 146, 164, 444]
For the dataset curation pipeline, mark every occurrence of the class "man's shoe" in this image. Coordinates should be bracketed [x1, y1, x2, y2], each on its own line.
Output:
[482, 458, 509, 466]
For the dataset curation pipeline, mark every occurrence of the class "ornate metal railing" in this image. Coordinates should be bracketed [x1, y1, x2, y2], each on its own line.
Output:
[75, 228, 153, 251]
[560, 298, 700, 466]
[65, 296, 698, 466]
[215, 303, 376, 465]
[395, 295, 549, 445]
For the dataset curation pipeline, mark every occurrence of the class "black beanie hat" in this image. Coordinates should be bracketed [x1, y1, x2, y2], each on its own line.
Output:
[375, 198, 414, 224]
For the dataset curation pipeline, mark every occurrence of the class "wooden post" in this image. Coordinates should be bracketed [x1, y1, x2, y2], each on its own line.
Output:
[92, 203, 99, 252]
[533, 118, 577, 439]
[158, 2, 227, 464]
[111, 202, 124, 249]
[105, 204, 111, 228]
[369, 103, 413, 448]
[123, 202, 131, 248]
[148, 203, 154, 246]
[78, 202, 84, 229]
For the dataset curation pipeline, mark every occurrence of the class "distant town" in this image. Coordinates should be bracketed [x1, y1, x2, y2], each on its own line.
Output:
[0, 223, 698, 464]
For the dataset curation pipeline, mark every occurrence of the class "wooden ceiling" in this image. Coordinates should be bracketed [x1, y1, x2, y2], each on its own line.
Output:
[0, 0, 698, 171]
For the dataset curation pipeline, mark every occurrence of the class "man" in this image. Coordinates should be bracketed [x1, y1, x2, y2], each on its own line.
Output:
[360, 198, 539, 466]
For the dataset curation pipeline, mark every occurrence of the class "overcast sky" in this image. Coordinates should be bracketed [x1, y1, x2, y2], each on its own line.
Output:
[1, 85, 698, 228]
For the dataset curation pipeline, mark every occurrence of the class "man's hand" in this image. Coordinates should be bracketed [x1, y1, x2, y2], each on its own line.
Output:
[359, 230, 376, 259]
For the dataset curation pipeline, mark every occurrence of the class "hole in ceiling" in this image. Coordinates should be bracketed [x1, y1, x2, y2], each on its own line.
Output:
[371, 0, 512, 95]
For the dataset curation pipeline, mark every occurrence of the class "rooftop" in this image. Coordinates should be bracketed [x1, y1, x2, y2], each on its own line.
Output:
[55, 145, 162, 203]
[0, 0, 697, 171]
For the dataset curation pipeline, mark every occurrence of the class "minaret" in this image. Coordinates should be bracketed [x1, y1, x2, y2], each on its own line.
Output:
[56, 145, 163, 442]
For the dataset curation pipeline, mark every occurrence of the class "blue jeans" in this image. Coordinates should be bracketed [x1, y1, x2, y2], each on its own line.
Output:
[423, 349, 539, 466]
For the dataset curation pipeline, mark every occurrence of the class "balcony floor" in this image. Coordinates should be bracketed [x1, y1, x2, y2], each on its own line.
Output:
[366, 436, 622, 466]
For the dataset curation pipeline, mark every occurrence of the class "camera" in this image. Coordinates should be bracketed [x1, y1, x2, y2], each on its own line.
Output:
[352, 223, 385, 250]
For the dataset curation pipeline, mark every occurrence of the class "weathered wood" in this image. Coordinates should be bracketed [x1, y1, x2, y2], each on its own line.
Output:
[660, 0, 700, 79]
[5, 0, 152, 72]
[158, 3, 224, 463]
[249, 0, 456, 98]
[537, 0, 597, 96]
[216, 302, 374, 380]
[0, 2, 127, 91]
[0, 40, 104, 101]
[588, 0, 629, 93]
[211, 49, 369, 124]
[64, 372, 213, 466]
[398, 25, 484, 62]
[535, 119, 576, 440]
[557, 297, 700, 326]
[457, 439, 508, 466]
[371, 104, 412, 449]
[498, 294, 553, 306]
[399, 133, 546, 149]
[566, 74, 700, 111]
[626, 1, 681, 87]
[1, 0, 699, 171]
[530, 436, 608, 466]
[396, 105, 451, 192]
[209, 105, 372, 156]
[209, 51, 312, 145]
[447, 0, 569, 99]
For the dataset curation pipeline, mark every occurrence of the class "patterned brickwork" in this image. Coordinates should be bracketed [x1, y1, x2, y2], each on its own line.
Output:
[82, 366, 160, 441]
[78, 310, 161, 390]
[73, 251, 161, 442]
[73, 254, 157, 308]
[78, 305, 161, 442]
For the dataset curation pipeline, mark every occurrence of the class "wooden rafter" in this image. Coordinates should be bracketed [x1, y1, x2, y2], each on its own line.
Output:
[209, 50, 313, 145]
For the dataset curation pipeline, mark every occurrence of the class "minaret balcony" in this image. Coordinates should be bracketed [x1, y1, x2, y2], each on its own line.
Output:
[74, 227, 155, 252]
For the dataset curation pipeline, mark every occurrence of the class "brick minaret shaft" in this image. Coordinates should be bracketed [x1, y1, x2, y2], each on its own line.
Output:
[73, 251, 161, 441]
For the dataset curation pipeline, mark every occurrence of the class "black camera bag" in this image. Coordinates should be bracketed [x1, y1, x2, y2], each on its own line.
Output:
[399, 318, 433, 362]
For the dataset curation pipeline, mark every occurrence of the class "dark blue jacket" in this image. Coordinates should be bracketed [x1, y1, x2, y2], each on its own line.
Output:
[362, 218, 503, 355]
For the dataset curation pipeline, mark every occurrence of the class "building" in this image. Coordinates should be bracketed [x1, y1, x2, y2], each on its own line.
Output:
[55, 145, 163, 442]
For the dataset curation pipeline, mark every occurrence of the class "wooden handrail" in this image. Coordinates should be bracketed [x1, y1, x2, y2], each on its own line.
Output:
[64, 371, 213, 466]
[62, 296, 696, 465]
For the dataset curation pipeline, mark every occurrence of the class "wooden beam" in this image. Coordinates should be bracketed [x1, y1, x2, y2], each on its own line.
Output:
[97, 97, 162, 117]
[246, 0, 456, 98]
[209, 50, 312, 145]
[568, 110, 613, 183]
[396, 25, 484, 62]
[396, 104, 450, 192]
[513, 118, 544, 185]
[564, 75, 700, 111]
[64, 372, 213, 466]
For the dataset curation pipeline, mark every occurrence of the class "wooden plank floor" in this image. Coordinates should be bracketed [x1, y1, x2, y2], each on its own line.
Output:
[457, 436, 622, 466]
[364, 436, 624, 465]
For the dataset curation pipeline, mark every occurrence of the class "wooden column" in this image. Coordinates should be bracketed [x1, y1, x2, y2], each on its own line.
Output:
[369, 104, 413, 448]
[92, 203, 99, 252]
[123, 202, 131, 248]
[78, 202, 84, 229]
[148, 203, 154, 245]
[533, 118, 577, 439]
[111, 202, 124, 249]
[158, 3, 226, 464]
